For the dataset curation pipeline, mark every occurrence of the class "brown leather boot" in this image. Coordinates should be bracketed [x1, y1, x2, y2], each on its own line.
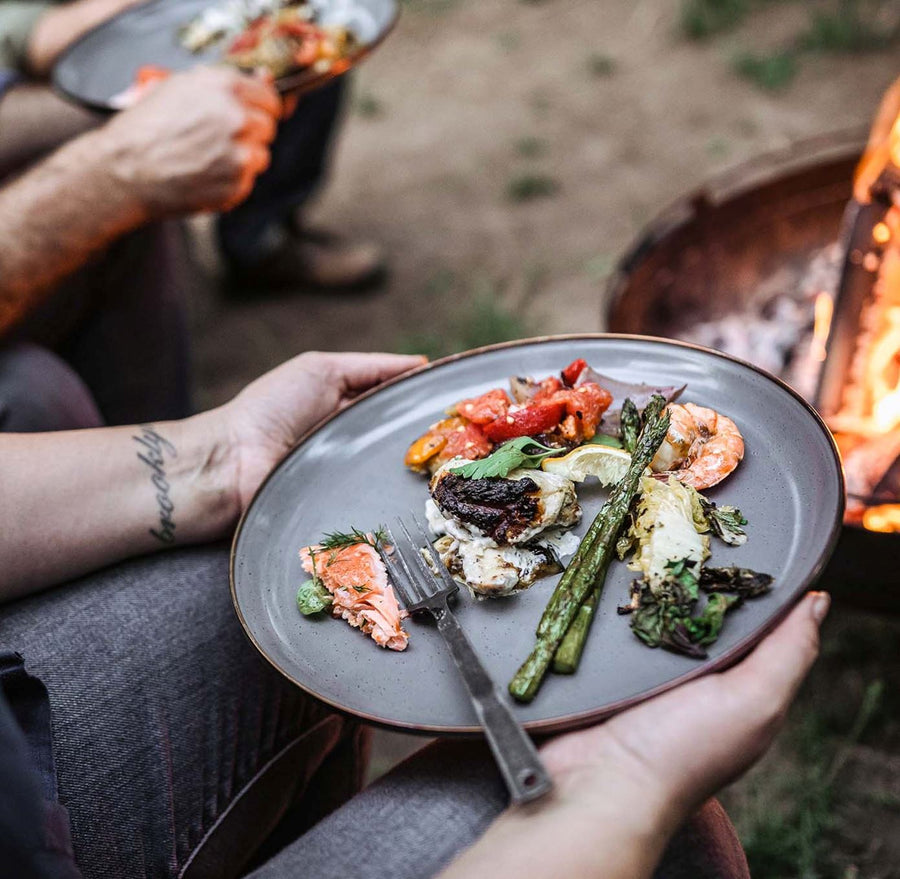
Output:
[225, 228, 387, 295]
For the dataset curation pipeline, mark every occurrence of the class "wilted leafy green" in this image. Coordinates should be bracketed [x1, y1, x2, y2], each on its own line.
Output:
[296, 578, 332, 615]
[701, 565, 773, 598]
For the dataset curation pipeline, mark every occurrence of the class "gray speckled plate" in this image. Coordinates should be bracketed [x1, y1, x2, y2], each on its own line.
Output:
[230, 335, 844, 735]
[52, 0, 398, 112]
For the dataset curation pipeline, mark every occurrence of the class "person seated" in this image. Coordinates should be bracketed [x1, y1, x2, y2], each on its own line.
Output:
[0, 66, 281, 428]
[0, 346, 830, 879]
[0, 0, 384, 291]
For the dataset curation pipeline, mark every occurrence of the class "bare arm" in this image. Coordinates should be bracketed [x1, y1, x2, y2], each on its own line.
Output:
[0, 66, 280, 336]
[0, 83, 100, 177]
[0, 351, 424, 601]
[0, 126, 147, 331]
[26, 0, 144, 76]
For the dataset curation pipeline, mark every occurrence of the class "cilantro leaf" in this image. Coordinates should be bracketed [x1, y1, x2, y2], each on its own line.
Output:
[448, 436, 564, 479]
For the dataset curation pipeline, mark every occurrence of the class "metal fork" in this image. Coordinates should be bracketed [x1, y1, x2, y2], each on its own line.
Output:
[381, 517, 553, 805]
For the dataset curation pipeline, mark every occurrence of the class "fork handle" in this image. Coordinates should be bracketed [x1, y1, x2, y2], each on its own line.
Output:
[434, 608, 553, 805]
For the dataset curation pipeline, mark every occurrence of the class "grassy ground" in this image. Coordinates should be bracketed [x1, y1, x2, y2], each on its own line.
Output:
[722, 606, 900, 878]
[189, 0, 900, 873]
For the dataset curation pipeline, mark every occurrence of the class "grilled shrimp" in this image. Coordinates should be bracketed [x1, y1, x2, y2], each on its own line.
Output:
[651, 403, 744, 490]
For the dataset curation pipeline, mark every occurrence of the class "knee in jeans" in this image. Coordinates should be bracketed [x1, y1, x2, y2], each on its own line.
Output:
[0, 344, 103, 432]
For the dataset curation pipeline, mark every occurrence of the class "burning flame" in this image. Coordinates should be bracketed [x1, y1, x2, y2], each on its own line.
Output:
[810, 292, 833, 363]
[868, 306, 900, 432]
[892, 116, 900, 169]
[838, 80, 900, 534]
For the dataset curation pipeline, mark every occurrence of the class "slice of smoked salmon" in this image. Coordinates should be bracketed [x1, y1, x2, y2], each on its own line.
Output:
[300, 539, 409, 651]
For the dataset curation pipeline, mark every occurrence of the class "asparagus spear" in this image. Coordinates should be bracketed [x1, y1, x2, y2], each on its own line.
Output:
[621, 398, 641, 454]
[552, 588, 602, 674]
[552, 400, 652, 674]
[509, 396, 670, 702]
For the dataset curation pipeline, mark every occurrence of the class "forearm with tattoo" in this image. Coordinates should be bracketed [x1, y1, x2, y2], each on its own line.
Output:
[0, 414, 238, 601]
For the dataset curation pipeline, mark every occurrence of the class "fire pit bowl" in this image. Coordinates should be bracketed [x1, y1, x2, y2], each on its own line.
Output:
[606, 131, 899, 610]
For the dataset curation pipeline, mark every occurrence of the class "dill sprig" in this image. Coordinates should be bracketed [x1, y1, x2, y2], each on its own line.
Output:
[319, 527, 388, 551]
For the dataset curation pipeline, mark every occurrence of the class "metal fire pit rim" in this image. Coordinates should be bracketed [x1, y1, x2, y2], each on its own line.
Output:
[606, 127, 867, 312]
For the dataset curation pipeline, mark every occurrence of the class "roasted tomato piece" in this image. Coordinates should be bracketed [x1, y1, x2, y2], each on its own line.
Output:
[293, 38, 319, 67]
[561, 358, 588, 387]
[440, 420, 492, 462]
[483, 400, 566, 443]
[406, 417, 491, 473]
[547, 383, 612, 441]
[532, 376, 563, 399]
[229, 18, 266, 52]
[455, 388, 510, 425]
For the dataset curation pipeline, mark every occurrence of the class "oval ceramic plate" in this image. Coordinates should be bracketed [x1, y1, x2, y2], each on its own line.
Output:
[231, 335, 844, 735]
[53, 0, 398, 112]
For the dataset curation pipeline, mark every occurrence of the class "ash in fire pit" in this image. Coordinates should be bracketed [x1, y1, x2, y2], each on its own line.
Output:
[680, 244, 841, 402]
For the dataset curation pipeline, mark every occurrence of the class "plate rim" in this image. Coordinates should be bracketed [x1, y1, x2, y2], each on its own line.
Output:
[230, 332, 846, 736]
[51, 0, 400, 112]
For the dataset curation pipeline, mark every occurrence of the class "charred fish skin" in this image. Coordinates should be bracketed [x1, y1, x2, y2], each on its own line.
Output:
[430, 472, 541, 544]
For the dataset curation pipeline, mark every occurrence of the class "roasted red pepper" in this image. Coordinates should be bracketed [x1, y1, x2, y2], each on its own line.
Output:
[483, 400, 566, 443]
[561, 358, 588, 387]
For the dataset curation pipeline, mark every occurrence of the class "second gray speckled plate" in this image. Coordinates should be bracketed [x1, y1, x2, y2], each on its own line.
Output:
[231, 335, 844, 735]
[53, 0, 398, 111]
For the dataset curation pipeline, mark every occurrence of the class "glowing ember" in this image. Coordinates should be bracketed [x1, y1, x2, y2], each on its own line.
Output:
[873, 222, 891, 245]
[862, 504, 900, 533]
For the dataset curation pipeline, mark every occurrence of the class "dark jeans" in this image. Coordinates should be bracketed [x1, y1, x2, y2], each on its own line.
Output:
[217, 78, 347, 267]
[0, 545, 369, 879]
[0, 221, 193, 429]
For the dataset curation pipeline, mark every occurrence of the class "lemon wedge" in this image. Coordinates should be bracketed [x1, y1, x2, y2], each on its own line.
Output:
[541, 444, 632, 484]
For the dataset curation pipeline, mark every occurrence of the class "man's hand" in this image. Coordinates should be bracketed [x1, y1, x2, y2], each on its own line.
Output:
[100, 66, 282, 217]
[217, 351, 427, 513]
[541, 591, 827, 814]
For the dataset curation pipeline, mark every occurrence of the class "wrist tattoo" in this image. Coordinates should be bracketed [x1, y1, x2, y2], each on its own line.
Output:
[134, 424, 177, 544]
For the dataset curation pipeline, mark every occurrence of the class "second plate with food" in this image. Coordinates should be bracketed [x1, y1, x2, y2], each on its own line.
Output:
[53, 0, 398, 111]
[231, 335, 844, 734]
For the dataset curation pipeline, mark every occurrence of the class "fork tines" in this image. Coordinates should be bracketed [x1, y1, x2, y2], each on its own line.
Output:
[380, 515, 459, 614]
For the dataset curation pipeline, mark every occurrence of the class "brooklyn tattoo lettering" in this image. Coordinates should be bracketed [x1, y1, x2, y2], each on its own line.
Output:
[134, 425, 177, 544]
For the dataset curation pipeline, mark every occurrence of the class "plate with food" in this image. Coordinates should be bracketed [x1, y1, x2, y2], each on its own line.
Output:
[230, 335, 843, 734]
[52, 0, 397, 111]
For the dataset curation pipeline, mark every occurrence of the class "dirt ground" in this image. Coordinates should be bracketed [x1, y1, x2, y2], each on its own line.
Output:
[190, 0, 898, 407]
[188, 0, 900, 874]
